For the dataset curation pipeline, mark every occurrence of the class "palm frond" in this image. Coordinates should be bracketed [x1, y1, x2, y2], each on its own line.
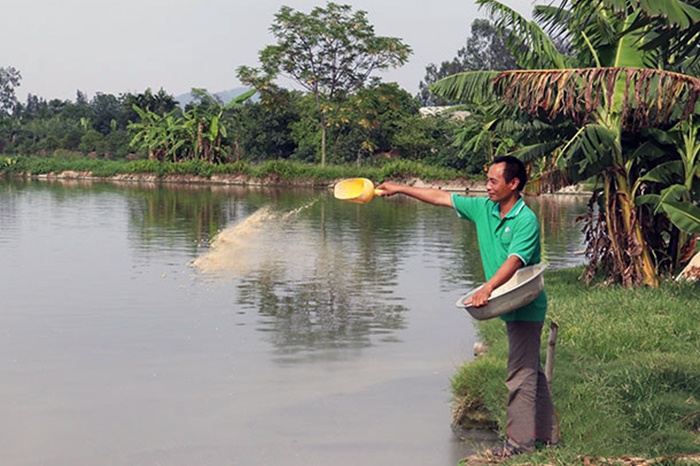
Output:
[596, 0, 700, 29]
[558, 123, 617, 181]
[598, 0, 700, 69]
[639, 160, 685, 184]
[509, 141, 561, 163]
[493, 67, 700, 129]
[494, 116, 553, 134]
[430, 71, 500, 104]
[533, 4, 572, 39]
[476, 0, 572, 69]
[662, 200, 700, 234]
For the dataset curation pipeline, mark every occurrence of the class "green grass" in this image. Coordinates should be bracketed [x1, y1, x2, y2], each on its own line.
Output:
[454, 267, 700, 464]
[0, 155, 464, 184]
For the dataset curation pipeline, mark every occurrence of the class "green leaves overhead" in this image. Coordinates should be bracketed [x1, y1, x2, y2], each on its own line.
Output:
[430, 70, 499, 105]
[596, 0, 700, 29]
[558, 124, 616, 181]
[576, 0, 700, 72]
[475, 0, 570, 69]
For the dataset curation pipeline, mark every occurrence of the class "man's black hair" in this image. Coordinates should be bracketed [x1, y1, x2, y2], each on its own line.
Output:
[492, 156, 527, 191]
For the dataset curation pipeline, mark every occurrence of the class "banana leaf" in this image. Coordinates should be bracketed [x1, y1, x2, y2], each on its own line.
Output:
[639, 160, 685, 185]
[558, 124, 616, 181]
[430, 71, 500, 105]
[661, 200, 700, 234]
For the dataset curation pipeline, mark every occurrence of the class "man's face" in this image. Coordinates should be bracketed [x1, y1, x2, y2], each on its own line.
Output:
[486, 162, 518, 203]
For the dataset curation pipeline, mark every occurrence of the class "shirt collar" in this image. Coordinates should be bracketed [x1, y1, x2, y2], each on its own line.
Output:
[490, 197, 525, 219]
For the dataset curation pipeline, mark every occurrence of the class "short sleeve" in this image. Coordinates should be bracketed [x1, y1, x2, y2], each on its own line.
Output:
[451, 194, 488, 222]
[507, 211, 540, 266]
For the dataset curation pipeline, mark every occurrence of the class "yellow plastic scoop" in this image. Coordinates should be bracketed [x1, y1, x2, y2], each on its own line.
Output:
[333, 178, 383, 204]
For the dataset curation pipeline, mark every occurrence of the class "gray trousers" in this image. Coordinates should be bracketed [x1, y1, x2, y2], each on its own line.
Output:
[505, 321, 556, 451]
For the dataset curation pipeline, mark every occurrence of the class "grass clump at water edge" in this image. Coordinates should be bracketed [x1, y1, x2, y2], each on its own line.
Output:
[0, 155, 464, 185]
[453, 267, 700, 465]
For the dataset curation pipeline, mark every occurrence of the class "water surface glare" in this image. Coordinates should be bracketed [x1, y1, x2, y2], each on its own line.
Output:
[0, 180, 587, 466]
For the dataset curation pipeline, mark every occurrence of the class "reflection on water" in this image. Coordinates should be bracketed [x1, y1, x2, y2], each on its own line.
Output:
[193, 206, 282, 275]
[0, 178, 588, 466]
[192, 201, 409, 360]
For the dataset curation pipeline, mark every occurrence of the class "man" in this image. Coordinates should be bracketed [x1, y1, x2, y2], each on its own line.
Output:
[376, 156, 556, 458]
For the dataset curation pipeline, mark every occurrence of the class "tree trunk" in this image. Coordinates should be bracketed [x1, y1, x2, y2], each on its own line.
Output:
[321, 118, 327, 167]
[197, 122, 204, 161]
[608, 172, 659, 287]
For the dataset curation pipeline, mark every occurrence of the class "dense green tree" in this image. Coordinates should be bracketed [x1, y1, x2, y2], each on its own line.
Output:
[432, 0, 700, 286]
[58, 91, 92, 122]
[20, 94, 54, 120]
[0, 66, 21, 114]
[90, 93, 123, 135]
[128, 104, 191, 161]
[418, 19, 517, 106]
[391, 114, 461, 168]
[231, 89, 301, 162]
[238, 2, 412, 165]
[79, 129, 108, 155]
[122, 88, 178, 126]
[333, 83, 421, 165]
[284, 83, 425, 165]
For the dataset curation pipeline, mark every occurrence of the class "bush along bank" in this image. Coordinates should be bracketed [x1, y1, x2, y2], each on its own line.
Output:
[454, 267, 700, 465]
[0, 155, 473, 189]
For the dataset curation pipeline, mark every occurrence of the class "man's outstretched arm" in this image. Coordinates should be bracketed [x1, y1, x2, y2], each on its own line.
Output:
[375, 181, 454, 207]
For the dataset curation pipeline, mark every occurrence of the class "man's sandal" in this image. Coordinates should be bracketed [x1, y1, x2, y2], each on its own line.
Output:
[484, 441, 523, 459]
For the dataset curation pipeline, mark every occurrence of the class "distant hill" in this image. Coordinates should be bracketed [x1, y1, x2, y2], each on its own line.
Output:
[174, 87, 256, 107]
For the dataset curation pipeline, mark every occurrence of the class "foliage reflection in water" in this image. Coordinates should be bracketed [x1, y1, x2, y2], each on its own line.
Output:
[0, 179, 589, 466]
[192, 199, 410, 361]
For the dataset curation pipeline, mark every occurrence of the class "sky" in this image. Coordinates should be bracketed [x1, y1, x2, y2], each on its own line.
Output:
[1, 0, 537, 102]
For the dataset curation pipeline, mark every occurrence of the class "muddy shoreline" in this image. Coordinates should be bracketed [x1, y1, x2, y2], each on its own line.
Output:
[18, 170, 593, 195]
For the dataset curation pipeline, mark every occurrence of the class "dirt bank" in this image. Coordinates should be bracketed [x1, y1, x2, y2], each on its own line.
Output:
[23, 170, 593, 196]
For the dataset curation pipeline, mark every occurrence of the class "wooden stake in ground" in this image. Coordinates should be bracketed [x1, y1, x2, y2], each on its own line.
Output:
[545, 321, 560, 445]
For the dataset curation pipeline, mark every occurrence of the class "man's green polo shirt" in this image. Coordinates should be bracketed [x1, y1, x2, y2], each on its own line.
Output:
[451, 194, 547, 322]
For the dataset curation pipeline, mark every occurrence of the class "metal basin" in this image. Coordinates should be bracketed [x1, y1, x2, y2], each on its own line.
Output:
[455, 263, 547, 320]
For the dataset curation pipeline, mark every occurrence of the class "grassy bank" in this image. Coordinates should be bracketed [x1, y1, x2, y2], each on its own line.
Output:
[0, 154, 464, 185]
[454, 267, 700, 465]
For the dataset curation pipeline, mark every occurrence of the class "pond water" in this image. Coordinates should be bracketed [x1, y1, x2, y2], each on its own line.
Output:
[0, 179, 588, 466]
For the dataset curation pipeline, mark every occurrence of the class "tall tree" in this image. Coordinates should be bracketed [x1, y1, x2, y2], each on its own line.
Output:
[238, 2, 412, 166]
[122, 88, 178, 126]
[0, 66, 21, 114]
[90, 93, 123, 135]
[418, 19, 517, 106]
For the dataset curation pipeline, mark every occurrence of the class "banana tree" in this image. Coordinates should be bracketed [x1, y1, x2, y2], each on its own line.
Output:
[432, 0, 700, 287]
[182, 89, 254, 162]
[637, 116, 700, 268]
[128, 106, 185, 161]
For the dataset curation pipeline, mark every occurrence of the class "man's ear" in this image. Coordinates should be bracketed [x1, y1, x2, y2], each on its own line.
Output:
[509, 177, 520, 191]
